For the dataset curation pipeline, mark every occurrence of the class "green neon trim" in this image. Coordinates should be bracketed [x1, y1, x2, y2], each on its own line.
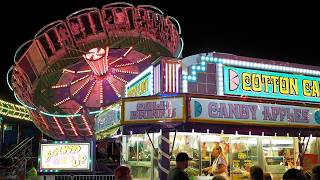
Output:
[6, 66, 13, 91]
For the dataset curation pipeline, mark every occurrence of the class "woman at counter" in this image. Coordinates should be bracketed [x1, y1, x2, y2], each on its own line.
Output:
[203, 146, 229, 179]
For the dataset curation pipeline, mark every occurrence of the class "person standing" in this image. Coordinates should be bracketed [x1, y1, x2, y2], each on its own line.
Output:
[203, 146, 228, 179]
[168, 152, 192, 180]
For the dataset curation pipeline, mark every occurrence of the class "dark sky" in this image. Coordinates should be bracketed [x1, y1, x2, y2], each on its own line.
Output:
[1, 0, 319, 103]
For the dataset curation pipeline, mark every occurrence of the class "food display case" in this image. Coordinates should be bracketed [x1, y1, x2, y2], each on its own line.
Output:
[230, 136, 258, 180]
[121, 133, 319, 180]
[122, 134, 159, 180]
[262, 137, 295, 180]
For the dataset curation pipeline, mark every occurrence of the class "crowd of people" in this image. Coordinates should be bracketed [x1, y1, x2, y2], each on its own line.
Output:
[113, 150, 320, 180]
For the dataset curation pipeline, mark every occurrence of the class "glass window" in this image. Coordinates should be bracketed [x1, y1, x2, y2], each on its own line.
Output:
[122, 134, 154, 180]
[262, 137, 294, 180]
[230, 136, 258, 180]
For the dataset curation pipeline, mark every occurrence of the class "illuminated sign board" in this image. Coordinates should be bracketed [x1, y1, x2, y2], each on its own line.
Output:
[125, 66, 153, 97]
[123, 96, 185, 123]
[191, 98, 320, 126]
[39, 143, 92, 171]
[95, 104, 120, 132]
[224, 66, 320, 102]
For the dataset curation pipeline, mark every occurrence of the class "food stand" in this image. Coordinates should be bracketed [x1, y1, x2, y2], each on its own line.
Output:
[96, 52, 320, 180]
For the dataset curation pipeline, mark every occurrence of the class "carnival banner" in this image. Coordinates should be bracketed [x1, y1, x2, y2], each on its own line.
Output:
[125, 66, 153, 97]
[191, 98, 320, 126]
[123, 96, 184, 123]
[224, 66, 320, 102]
[95, 103, 120, 132]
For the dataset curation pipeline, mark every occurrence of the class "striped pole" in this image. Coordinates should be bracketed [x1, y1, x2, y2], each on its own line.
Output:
[159, 131, 170, 180]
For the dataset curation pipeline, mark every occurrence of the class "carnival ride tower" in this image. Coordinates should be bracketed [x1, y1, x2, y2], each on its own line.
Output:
[8, 2, 183, 140]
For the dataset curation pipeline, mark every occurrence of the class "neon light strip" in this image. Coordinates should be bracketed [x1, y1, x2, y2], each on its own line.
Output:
[165, 63, 168, 92]
[53, 117, 65, 135]
[0, 105, 30, 116]
[169, 63, 172, 92]
[217, 63, 224, 95]
[176, 64, 179, 92]
[72, 79, 91, 96]
[100, 81, 103, 104]
[156, 65, 161, 94]
[104, 47, 109, 74]
[107, 79, 121, 97]
[81, 115, 93, 136]
[71, 75, 89, 85]
[39, 114, 49, 130]
[96, 59, 104, 76]
[113, 75, 128, 83]
[63, 69, 76, 73]
[54, 97, 71, 106]
[83, 81, 97, 103]
[200, 55, 320, 77]
[52, 84, 68, 89]
[115, 54, 151, 68]
[77, 69, 92, 73]
[177, 38, 184, 58]
[114, 62, 135, 68]
[123, 47, 133, 57]
[74, 106, 83, 114]
[14, 93, 36, 110]
[150, 67, 154, 95]
[66, 117, 78, 136]
[114, 69, 139, 74]
[6, 66, 13, 91]
[109, 57, 122, 65]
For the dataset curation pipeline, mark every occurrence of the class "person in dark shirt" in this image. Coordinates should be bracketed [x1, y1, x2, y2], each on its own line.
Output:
[168, 152, 192, 180]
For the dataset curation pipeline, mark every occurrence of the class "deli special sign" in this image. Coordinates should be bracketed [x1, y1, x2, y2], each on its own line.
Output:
[191, 98, 320, 126]
[40, 143, 91, 171]
[224, 66, 320, 102]
[123, 96, 185, 123]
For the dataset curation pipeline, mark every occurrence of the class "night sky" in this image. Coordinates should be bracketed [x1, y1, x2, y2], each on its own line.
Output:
[1, 0, 319, 103]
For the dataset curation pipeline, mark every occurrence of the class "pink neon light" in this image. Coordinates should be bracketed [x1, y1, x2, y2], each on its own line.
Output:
[109, 57, 122, 65]
[66, 117, 78, 136]
[107, 78, 121, 97]
[53, 117, 65, 135]
[52, 84, 68, 89]
[71, 75, 89, 85]
[72, 79, 91, 96]
[54, 97, 71, 106]
[63, 69, 76, 73]
[83, 81, 97, 103]
[100, 81, 104, 104]
[104, 47, 109, 74]
[123, 47, 133, 57]
[81, 115, 93, 135]
[114, 69, 139, 74]
[77, 69, 92, 73]
[113, 75, 128, 83]
[114, 55, 151, 68]
[39, 114, 49, 130]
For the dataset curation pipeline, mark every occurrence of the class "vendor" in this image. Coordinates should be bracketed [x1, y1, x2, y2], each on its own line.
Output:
[203, 146, 228, 179]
